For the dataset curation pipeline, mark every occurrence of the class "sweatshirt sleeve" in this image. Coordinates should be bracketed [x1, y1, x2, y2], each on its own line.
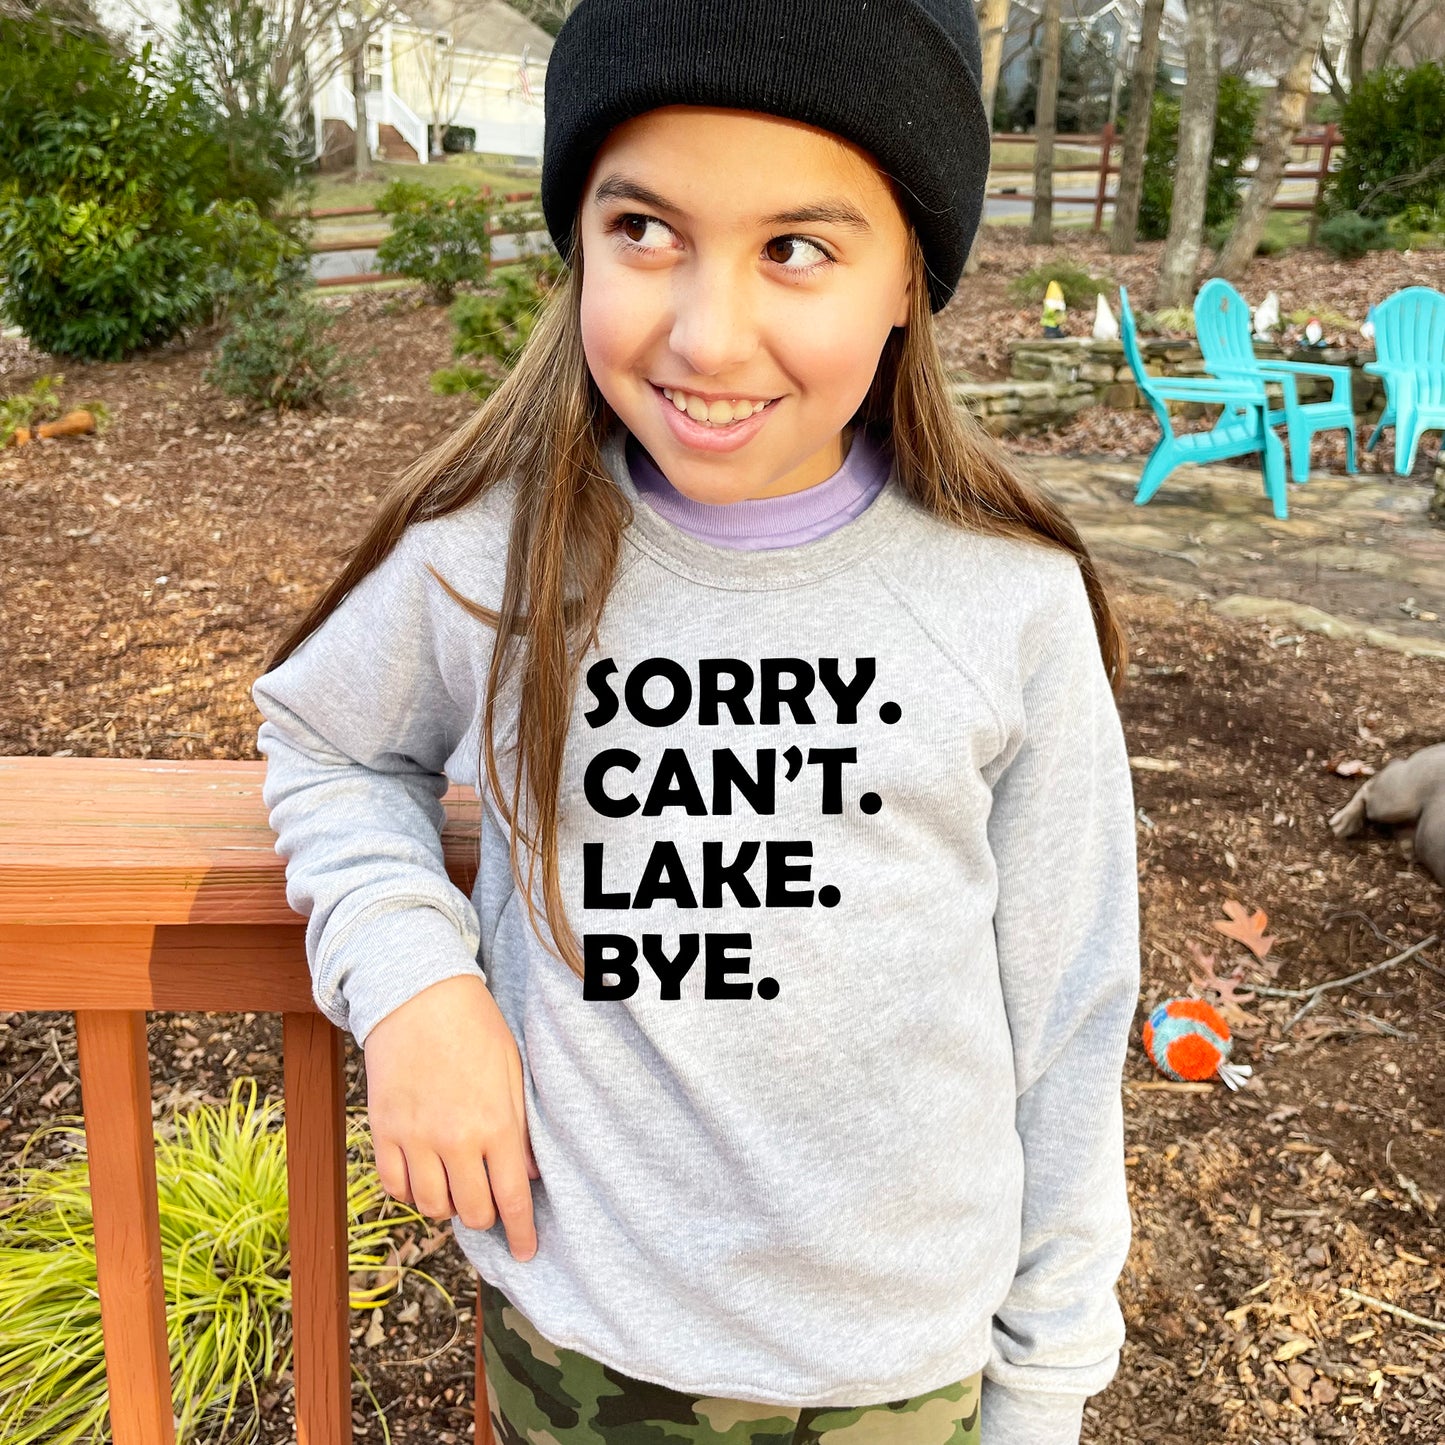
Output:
[979, 557, 1140, 1445]
[251, 525, 492, 1049]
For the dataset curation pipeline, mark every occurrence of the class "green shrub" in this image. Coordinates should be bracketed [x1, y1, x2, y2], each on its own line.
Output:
[1139, 73, 1259, 242]
[0, 1078, 446, 1445]
[375, 179, 493, 304]
[203, 289, 358, 412]
[0, 6, 298, 360]
[1384, 199, 1445, 244]
[1316, 211, 1393, 260]
[198, 196, 313, 328]
[432, 247, 564, 400]
[0, 22, 223, 359]
[1327, 61, 1445, 220]
[1006, 260, 1109, 310]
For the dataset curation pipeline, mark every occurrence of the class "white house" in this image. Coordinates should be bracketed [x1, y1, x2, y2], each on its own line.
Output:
[92, 0, 551, 169]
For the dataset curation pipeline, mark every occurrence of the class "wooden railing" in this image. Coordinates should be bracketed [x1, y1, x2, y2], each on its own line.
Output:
[0, 755, 495, 1445]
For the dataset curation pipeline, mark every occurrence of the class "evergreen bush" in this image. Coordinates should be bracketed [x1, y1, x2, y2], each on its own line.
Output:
[1139, 73, 1259, 242]
[204, 289, 358, 412]
[432, 246, 564, 400]
[375, 179, 493, 304]
[1316, 211, 1394, 260]
[1327, 61, 1445, 221]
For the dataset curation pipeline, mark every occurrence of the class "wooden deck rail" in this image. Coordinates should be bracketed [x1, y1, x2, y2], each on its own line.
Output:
[0, 755, 495, 1445]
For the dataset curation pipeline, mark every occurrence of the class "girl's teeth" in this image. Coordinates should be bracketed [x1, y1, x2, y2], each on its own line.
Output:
[662, 387, 769, 425]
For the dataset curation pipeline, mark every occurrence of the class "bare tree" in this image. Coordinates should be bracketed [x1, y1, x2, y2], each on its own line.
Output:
[1154, 0, 1219, 309]
[1317, 0, 1437, 105]
[500, 0, 577, 36]
[336, 0, 405, 175]
[1109, 0, 1166, 254]
[962, 0, 1011, 276]
[393, 1, 467, 157]
[977, 0, 1009, 123]
[101, 0, 370, 156]
[1029, 0, 1064, 245]
[1215, 0, 1330, 280]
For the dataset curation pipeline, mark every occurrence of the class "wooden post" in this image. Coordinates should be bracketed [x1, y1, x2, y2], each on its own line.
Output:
[475, 1275, 495, 1444]
[284, 1011, 354, 1445]
[1093, 121, 1115, 232]
[1308, 122, 1337, 245]
[75, 1009, 178, 1445]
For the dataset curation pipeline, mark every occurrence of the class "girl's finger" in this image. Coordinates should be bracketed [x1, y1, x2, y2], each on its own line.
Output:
[374, 1139, 413, 1206]
[483, 1139, 538, 1262]
[443, 1146, 500, 1232]
[510, 1077, 540, 1180]
[404, 1149, 457, 1222]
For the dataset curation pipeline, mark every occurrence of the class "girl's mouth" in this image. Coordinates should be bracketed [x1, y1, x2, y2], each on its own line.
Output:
[650, 383, 782, 454]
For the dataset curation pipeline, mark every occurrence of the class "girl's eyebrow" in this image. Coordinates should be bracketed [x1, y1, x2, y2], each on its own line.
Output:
[590, 173, 873, 233]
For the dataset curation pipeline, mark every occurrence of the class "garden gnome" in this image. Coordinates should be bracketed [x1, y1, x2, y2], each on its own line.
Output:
[1041, 280, 1067, 338]
[1252, 290, 1280, 341]
[1304, 317, 1324, 348]
[1361, 310, 1376, 345]
[1092, 292, 1119, 342]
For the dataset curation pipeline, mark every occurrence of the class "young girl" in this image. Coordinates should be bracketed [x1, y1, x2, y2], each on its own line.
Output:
[253, 3, 1141, 1441]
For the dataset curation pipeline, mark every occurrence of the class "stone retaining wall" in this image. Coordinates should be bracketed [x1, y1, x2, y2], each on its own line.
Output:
[954, 336, 1389, 437]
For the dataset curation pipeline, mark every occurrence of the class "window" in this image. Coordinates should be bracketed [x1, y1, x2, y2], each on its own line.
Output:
[366, 40, 383, 92]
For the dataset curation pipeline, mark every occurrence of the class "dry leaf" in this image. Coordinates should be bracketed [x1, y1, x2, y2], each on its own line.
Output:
[1212, 901, 1276, 960]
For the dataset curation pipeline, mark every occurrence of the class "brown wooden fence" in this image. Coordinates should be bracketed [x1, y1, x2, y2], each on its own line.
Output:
[0, 755, 497, 1445]
[985, 122, 1342, 234]
[307, 185, 543, 289]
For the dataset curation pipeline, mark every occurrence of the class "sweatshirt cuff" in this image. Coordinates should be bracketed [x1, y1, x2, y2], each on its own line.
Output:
[317, 903, 488, 1048]
[980, 1379, 1087, 1445]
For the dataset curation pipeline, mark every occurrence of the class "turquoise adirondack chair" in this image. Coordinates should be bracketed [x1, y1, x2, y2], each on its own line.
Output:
[1119, 285, 1289, 519]
[1193, 277, 1357, 484]
[1363, 286, 1445, 475]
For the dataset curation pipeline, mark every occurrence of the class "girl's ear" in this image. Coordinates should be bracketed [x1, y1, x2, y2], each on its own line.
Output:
[892, 278, 911, 330]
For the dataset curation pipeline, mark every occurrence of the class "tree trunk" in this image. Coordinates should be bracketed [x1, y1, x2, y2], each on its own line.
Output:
[350, 33, 371, 175]
[1030, 0, 1064, 245]
[963, 0, 1012, 276]
[1215, 0, 1330, 279]
[1109, 0, 1166, 254]
[977, 0, 1010, 123]
[1154, 0, 1219, 310]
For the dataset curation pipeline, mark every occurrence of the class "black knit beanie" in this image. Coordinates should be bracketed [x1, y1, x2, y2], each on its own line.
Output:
[540, 0, 989, 314]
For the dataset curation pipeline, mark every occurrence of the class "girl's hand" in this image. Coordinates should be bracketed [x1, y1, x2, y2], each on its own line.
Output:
[363, 973, 540, 1262]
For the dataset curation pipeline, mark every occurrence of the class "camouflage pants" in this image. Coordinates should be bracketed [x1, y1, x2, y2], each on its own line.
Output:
[478, 1275, 982, 1445]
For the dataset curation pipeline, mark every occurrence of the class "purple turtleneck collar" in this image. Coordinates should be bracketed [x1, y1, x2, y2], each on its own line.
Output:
[624, 426, 893, 550]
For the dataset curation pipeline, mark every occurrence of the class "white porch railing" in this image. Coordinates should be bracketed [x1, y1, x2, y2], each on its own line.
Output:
[366, 89, 430, 164]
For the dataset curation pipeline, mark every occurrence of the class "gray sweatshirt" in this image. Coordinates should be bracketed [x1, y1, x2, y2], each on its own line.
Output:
[252, 421, 1140, 1443]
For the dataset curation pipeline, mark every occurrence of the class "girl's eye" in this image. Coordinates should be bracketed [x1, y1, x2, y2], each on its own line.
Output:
[614, 214, 675, 251]
[763, 236, 834, 274]
[606, 214, 835, 277]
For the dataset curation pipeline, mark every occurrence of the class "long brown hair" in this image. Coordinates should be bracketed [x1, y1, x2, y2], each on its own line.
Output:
[263, 220, 1129, 982]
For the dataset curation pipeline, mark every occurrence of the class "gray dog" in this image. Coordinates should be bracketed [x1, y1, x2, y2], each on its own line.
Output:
[1329, 743, 1445, 886]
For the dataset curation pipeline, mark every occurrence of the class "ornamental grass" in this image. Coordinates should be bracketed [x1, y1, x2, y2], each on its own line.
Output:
[0, 1076, 450, 1444]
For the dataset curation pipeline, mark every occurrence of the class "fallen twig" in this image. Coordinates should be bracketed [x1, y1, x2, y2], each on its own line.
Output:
[1339, 1287, 1445, 1334]
[1252, 934, 1438, 1000]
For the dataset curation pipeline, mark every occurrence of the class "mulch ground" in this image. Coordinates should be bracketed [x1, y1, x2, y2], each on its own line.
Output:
[1, 241, 1442, 1444]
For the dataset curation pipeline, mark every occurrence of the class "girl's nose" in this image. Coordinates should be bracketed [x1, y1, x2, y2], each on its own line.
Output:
[667, 264, 758, 378]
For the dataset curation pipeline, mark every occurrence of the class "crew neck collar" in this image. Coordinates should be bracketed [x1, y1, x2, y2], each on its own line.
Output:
[600, 421, 910, 592]
[626, 425, 889, 548]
